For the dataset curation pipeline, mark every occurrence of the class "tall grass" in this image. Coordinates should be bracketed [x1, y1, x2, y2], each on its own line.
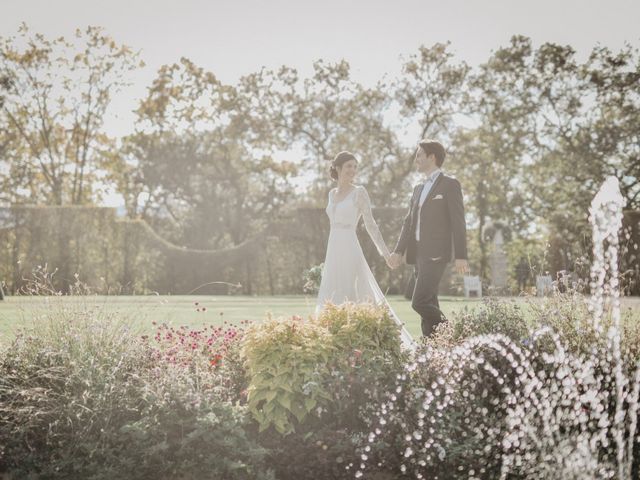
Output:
[0, 274, 272, 479]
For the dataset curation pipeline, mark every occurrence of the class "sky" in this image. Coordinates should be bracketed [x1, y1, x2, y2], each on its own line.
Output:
[2, 0, 639, 207]
[3, 0, 639, 138]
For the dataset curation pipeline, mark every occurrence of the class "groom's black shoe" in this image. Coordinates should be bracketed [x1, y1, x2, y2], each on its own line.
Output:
[418, 305, 446, 337]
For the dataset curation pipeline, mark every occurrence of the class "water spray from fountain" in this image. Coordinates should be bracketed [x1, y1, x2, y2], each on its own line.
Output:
[354, 177, 639, 480]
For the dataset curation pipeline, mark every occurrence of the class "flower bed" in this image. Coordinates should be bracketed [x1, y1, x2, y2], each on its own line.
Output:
[1, 296, 639, 479]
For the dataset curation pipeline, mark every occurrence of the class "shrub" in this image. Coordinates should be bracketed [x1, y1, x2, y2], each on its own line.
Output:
[243, 315, 336, 434]
[0, 301, 151, 477]
[109, 365, 274, 480]
[315, 302, 404, 360]
[357, 294, 640, 480]
[244, 303, 407, 479]
[527, 291, 640, 361]
[437, 297, 530, 344]
[243, 303, 405, 435]
[0, 299, 271, 479]
[148, 319, 250, 403]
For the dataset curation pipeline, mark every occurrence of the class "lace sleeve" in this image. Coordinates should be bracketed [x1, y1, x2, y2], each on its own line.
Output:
[356, 186, 391, 258]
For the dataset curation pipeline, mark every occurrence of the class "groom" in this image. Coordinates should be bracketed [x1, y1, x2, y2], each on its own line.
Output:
[388, 140, 468, 337]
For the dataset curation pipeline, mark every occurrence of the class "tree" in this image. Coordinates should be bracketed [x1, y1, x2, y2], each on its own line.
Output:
[250, 60, 404, 204]
[391, 43, 470, 181]
[0, 74, 11, 206]
[451, 36, 538, 281]
[0, 23, 143, 205]
[522, 41, 640, 273]
[0, 73, 9, 107]
[580, 44, 640, 210]
[249, 45, 470, 206]
[124, 58, 298, 293]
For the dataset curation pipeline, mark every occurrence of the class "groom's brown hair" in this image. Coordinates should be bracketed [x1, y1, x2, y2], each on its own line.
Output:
[419, 140, 446, 167]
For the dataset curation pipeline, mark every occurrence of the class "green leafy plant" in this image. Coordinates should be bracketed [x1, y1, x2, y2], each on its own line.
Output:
[242, 303, 405, 436]
[242, 317, 335, 434]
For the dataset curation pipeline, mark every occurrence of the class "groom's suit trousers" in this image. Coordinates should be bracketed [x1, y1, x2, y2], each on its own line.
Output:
[394, 173, 467, 338]
[412, 256, 448, 337]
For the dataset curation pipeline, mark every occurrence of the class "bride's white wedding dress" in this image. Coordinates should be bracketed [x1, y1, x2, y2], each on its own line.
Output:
[315, 185, 416, 351]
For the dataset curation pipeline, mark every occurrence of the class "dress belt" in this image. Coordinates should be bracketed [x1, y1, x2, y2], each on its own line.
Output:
[330, 223, 355, 230]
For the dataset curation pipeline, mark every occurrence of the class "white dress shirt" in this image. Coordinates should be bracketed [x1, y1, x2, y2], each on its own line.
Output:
[415, 169, 441, 242]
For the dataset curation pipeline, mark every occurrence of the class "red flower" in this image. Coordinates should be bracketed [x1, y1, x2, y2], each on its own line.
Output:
[210, 354, 223, 367]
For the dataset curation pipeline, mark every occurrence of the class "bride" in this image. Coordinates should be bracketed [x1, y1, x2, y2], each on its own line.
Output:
[315, 151, 416, 351]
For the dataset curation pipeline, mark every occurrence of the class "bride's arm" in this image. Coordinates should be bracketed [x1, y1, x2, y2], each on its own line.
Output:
[356, 186, 391, 259]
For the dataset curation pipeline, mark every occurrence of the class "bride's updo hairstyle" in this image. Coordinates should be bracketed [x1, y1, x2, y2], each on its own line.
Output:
[329, 151, 358, 180]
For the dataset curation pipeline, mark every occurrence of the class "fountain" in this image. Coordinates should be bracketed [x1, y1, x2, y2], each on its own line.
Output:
[354, 177, 639, 479]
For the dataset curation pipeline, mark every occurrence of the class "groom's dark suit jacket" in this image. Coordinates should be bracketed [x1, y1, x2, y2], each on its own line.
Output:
[394, 173, 467, 265]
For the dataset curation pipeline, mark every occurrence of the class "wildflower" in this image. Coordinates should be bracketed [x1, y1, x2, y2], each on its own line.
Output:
[210, 354, 223, 367]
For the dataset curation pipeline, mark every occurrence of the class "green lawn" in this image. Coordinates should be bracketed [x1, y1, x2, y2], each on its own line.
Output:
[0, 294, 638, 344]
[0, 294, 482, 341]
